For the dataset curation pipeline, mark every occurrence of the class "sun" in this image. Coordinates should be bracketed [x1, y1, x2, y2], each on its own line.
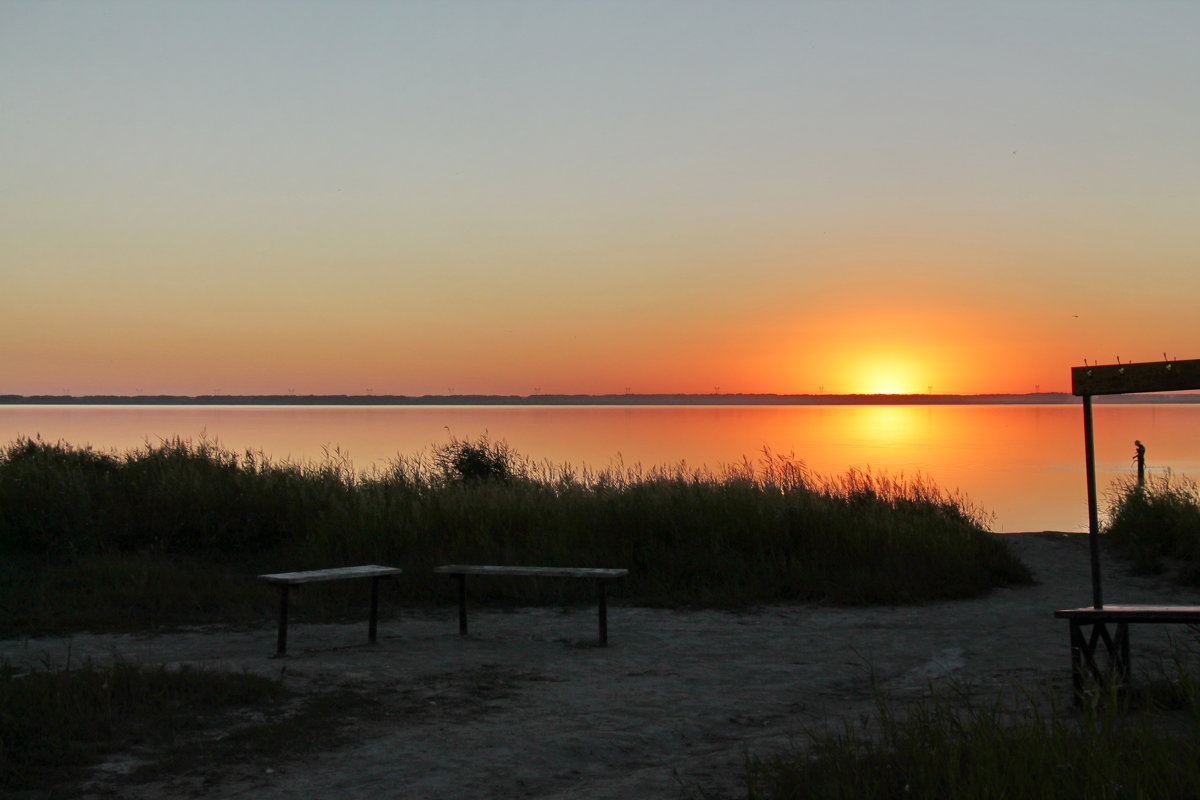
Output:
[811, 330, 951, 395]
[855, 359, 925, 395]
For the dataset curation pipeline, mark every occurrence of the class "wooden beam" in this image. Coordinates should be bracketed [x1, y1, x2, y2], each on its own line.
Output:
[1071, 358, 1200, 396]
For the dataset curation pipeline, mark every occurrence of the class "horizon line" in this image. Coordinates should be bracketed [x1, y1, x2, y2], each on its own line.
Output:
[3, 391, 1198, 406]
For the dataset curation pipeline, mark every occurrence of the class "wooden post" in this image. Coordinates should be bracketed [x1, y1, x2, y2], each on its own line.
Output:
[1135, 440, 1146, 489]
[1119, 622, 1131, 685]
[1069, 619, 1084, 704]
[368, 576, 381, 644]
[275, 585, 290, 657]
[597, 579, 609, 646]
[455, 573, 468, 635]
[1083, 394, 1103, 609]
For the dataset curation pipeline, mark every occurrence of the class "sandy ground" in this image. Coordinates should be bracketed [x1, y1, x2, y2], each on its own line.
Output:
[7, 532, 1200, 799]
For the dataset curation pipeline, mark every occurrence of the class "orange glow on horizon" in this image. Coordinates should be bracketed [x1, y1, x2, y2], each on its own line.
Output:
[847, 357, 927, 395]
[804, 334, 955, 396]
[783, 297, 1055, 396]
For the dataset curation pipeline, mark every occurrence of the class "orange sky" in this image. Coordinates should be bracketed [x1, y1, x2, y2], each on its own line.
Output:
[3, 3, 1199, 396]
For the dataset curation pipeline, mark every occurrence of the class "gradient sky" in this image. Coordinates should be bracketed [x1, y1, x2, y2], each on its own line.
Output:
[3, 1, 1198, 396]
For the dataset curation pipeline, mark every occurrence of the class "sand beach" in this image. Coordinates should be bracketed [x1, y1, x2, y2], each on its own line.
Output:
[6, 531, 1199, 799]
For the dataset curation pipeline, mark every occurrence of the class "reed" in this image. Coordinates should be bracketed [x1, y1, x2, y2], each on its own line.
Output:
[1104, 471, 1200, 578]
[0, 436, 1030, 633]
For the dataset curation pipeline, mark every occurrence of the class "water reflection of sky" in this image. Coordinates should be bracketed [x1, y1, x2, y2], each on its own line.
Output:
[3, 405, 1198, 534]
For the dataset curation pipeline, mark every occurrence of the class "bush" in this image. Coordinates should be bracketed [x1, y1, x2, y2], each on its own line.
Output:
[432, 434, 521, 483]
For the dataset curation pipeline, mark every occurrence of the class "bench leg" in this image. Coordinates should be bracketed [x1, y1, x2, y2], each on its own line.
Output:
[1117, 622, 1131, 685]
[455, 574, 468, 636]
[1091, 622, 1131, 689]
[274, 585, 290, 657]
[597, 580, 608, 646]
[1069, 619, 1084, 705]
[1070, 620, 1133, 705]
[369, 576, 381, 644]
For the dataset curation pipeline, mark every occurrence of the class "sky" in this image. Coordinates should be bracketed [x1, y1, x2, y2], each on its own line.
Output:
[3, 1, 1198, 397]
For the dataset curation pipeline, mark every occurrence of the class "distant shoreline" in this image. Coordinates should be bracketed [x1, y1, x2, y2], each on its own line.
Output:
[2, 392, 1199, 406]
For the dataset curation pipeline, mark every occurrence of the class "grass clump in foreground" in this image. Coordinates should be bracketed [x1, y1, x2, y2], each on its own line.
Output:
[1104, 471, 1200, 579]
[0, 659, 287, 794]
[746, 677, 1200, 800]
[0, 436, 1031, 635]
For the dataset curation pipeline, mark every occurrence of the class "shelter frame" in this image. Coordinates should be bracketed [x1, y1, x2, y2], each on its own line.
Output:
[1071, 358, 1200, 608]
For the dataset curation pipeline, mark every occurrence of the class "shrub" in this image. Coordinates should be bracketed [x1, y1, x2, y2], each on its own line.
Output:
[432, 434, 521, 484]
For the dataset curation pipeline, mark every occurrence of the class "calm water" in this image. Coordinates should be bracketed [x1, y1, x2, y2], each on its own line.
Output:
[3, 404, 1198, 533]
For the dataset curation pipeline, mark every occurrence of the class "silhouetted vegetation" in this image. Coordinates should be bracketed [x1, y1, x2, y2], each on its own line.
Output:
[0, 437, 1030, 635]
[1104, 472, 1200, 579]
[432, 434, 521, 483]
[0, 660, 288, 793]
[746, 675, 1200, 800]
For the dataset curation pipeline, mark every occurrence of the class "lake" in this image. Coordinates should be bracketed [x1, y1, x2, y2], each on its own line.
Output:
[3, 404, 1198, 533]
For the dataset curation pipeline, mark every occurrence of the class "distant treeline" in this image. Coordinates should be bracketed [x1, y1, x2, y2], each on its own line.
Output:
[2, 392, 1200, 406]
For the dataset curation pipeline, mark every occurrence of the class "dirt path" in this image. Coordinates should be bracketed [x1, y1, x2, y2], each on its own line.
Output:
[6, 533, 1199, 799]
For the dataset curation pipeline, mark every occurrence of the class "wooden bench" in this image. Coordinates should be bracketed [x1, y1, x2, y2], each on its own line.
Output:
[258, 565, 402, 656]
[1055, 605, 1200, 701]
[432, 565, 628, 646]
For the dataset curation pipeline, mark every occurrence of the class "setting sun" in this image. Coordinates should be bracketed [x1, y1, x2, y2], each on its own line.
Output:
[851, 358, 928, 395]
[862, 372, 920, 395]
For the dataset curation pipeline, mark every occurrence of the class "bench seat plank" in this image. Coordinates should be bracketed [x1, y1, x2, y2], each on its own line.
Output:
[259, 565, 402, 585]
[433, 565, 627, 580]
[1056, 606, 1200, 622]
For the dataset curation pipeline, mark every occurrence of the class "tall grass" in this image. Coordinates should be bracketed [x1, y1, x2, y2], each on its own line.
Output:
[746, 677, 1200, 799]
[0, 659, 286, 793]
[1104, 471, 1200, 578]
[0, 436, 1030, 634]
